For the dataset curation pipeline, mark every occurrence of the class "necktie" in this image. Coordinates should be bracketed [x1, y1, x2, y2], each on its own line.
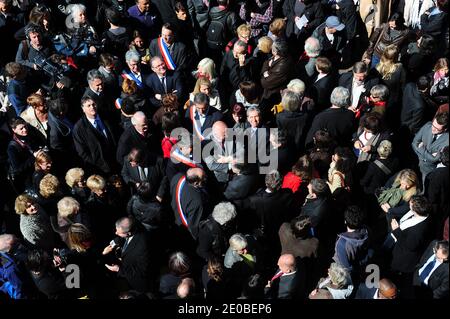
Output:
[160, 76, 167, 93]
[431, 134, 437, 144]
[419, 258, 436, 283]
[94, 118, 107, 138]
[271, 270, 284, 282]
[122, 237, 130, 254]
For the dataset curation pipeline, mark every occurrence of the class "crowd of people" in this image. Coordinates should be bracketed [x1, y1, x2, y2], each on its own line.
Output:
[0, 0, 448, 300]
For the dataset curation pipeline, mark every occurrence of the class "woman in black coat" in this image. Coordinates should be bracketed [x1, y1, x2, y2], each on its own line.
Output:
[7, 118, 45, 193]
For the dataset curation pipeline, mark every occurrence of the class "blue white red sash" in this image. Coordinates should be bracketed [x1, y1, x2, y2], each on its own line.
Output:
[114, 98, 122, 110]
[158, 37, 176, 71]
[171, 149, 197, 168]
[190, 106, 205, 141]
[175, 176, 189, 228]
[121, 71, 144, 89]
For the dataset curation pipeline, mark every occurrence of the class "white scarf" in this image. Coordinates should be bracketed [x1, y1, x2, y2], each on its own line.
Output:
[399, 210, 428, 231]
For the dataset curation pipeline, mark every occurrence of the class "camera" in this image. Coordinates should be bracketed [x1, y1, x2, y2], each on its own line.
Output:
[33, 55, 69, 83]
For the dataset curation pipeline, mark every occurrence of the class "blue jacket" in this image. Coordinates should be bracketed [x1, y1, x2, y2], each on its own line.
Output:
[0, 252, 26, 299]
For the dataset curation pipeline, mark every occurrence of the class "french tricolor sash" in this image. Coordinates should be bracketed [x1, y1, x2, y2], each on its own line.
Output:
[190, 106, 205, 141]
[158, 37, 176, 71]
[114, 98, 122, 110]
[121, 71, 144, 89]
[175, 176, 189, 228]
[171, 149, 197, 168]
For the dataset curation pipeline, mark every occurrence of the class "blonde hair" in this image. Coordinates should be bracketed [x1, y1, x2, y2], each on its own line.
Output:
[193, 77, 212, 94]
[237, 24, 251, 38]
[15, 194, 35, 215]
[57, 197, 80, 219]
[269, 18, 286, 37]
[39, 174, 60, 198]
[376, 44, 401, 80]
[65, 168, 85, 188]
[34, 151, 52, 171]
[86, 174, 106, 192]
[257, 36, 273, 54]
[67, 223, 92, 253]
[27, 93, 45, 109]
[393, 169, 418, 202]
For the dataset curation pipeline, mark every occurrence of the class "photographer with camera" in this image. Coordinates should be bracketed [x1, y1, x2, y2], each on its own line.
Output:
[15, 25, 54, 72]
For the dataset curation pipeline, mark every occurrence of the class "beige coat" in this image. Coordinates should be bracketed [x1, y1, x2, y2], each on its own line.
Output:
[20, 106, 48, 138]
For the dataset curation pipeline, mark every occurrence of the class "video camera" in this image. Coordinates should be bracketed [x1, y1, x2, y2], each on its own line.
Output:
[33, 55, 70, 82]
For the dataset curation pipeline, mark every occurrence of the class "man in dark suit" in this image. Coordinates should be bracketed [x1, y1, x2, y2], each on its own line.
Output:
[412, 113, 449, 182]
[116, 111, 159, 166]
[224, 162, 261, 201]
[73, 97, 117, 176]
[184, 93, 223, 142]
[265, 254, 301, 299]
[310, 57, 337, 112]
[121, 50, 150, 90]
[305, 86, 356, 148]
[144, 56, 184, 109]
[121, 148, 168, 200]
[338, 61, 379, 112]
[220, 40, 251, 92]
[424, 146, 449, 238]
[82, 70, 107, 117]
[390, 195, 432, 297]
[149, 23, 189, 74]
[170, 168, 211, 241]
[300, 178, 332, 242]
[243, 106, 270, 168]
[103, 217, 151, 293]
[355, 278, 398, 299]
[413, 240, 449, 299]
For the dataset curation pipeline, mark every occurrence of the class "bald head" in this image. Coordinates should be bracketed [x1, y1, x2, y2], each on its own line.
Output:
[212, 121, 228, 141]
[177, 278, 195, 299]
[131, 111, 148, 135]
[277, 254, 296, 273]
[378, 279, 397, 299]
[186, 168, 206, 187]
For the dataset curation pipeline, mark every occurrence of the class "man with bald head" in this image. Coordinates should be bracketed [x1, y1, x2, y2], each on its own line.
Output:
[265, 254, 302, 299]
[204, 121, 241, 185]
[171, 167, 211, 243]
[355, 278, 398, 299]
[116, 111, 159, 166]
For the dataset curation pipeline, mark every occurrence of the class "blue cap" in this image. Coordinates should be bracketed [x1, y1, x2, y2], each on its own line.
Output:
[325, 16, 345, 31]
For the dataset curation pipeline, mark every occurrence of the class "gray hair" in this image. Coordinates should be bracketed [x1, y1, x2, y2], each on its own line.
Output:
[235, 40, 248, 50]
[309, 178, 330, 197]
[131, 111, 146, 126]
[57, 196, 80, 219]
[265, 170, 282, 192]
[125, 50, 141, 63]
[281, 90, 301, 112]
[328, 262, 351, 288]
[377, 140, 393, 158]
[330, 87, 350, 108]
[0, 234, 17, 253]
[86, 69, 104, 83]
[212, 202, 237, 225]
[370, 84, 389, 101]
[272, 39, 289, 57]
[115, 217, 134, 233]
[150, 56, 163, 67]
[229, 233, 248, 251]
[193, 92, 209, 106]
[286, 79, 306, 95]
[304, 37, 321, 58]
[69, 4, 86, 21]
[197, 58, 216, 78]
[246, 106, 261, 117]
